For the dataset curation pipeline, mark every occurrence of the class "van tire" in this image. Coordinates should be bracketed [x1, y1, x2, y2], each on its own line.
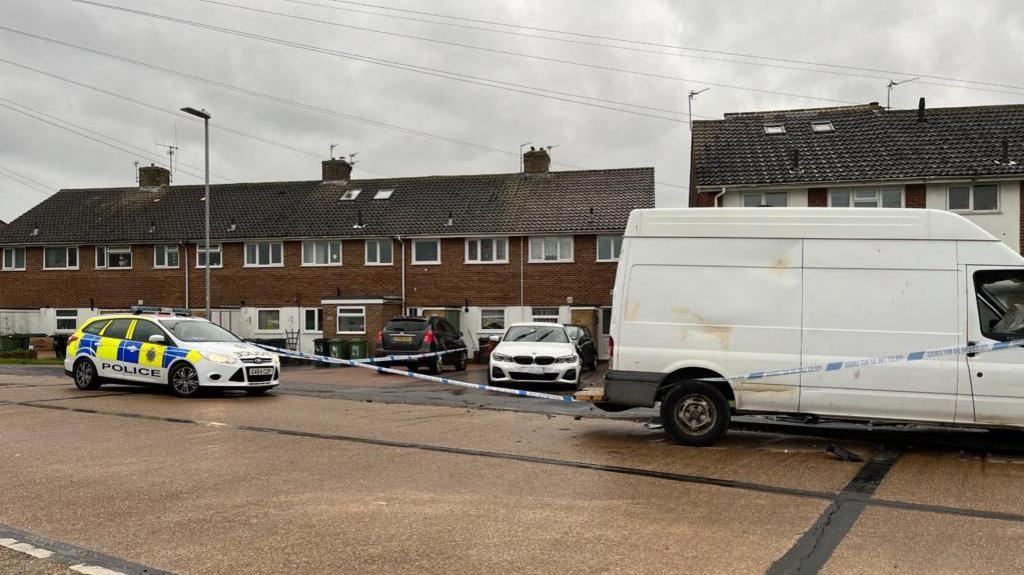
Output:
[660, 382, 730, 446]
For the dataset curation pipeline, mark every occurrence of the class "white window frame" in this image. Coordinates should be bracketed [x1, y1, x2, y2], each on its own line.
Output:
[302, 308, 323, 333]
[742, 192, 788, 207]
[2, 247, 25, 271]
[596, 235, 623, 262]
[412, 239, 441, 265]
[531, 307, 560, 323]
[244, 241, 284, 268]
[763, 125, 786, 135]
[373, 189, 394, 200]
[364, 239, 393, 266]
[256, 309, 282, 333]
[465, 237, 508, 264]
[153, 244, 180, 269]
[828, 187, 903, 208]
[336, 306, 366, 335]
[302, 240, 343, 266]
[528, 236, 574, 263]
[340, 189, 361, 201]
[195, 244, 223, 268]
[43, 246, 79, 270]
[947, 183, 1000, 213]
[480, 308, 506, 331]
[811, 121, 835, 133]
[55, 309, 78, 332]
[95, 245, 132, 270]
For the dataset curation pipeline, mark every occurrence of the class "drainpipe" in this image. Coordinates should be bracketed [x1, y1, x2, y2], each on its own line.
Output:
[519, 236, 524, 308]
[183, 242, 190, 309]
[395, 235, 406, 313]
[713, 186, 727, 207]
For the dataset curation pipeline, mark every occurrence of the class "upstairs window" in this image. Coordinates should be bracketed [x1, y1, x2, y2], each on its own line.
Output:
[465, 238, 508, 264]
[245, 242, 283, 267]
[154, 245, 179, 269]
[43, 246, 78, 270]
[529, 236, 573, 262]
[2, 247, 25, 271]
[811, 121, 835, 133]
[196, 244, 222, 268]
[340, 189, 361, 201]
[763, 125, 786, 135]
[596, 236, 623, 262]
[373, 189, 394, 200]
[412, 239, 440, 264]
[742, 192, 788, 207]
[830, 188, 902, 208]
[949, 184, 999, 213]
[95, 245, 132, 269]
[302, 240, 342, 266]
[365, 239, 393, 265]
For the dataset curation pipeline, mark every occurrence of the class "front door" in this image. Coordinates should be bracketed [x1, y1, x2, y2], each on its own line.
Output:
[965, 267, 1024, 425]
[597, 308, 612, 360]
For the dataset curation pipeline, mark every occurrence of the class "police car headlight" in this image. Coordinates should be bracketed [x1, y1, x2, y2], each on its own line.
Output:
[202, 352, 238, 365]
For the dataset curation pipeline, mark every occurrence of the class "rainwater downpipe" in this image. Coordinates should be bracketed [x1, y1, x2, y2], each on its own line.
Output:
[183, 241, 190, 309]
[713, 186, 727, 207]
[395, 235, 406, 313]
[519, 236, 524, 309]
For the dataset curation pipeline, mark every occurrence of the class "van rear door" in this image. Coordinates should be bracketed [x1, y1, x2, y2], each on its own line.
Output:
[965, 267, 1024, 426]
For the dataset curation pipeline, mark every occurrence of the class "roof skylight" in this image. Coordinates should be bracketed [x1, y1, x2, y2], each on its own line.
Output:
[811, 121, 835, 133]
[373, 189, 394, 200]
[340, 189, 361, 201]
[763, 125, 786, 135]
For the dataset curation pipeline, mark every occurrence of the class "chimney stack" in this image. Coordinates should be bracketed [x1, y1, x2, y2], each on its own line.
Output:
[917, 97, 927, 122]
[523, 146, 551, 175]
[322, 157, 352, 184]
[138, 163, 170, 189]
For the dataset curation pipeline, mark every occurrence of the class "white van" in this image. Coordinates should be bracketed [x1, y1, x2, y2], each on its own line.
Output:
[603, 208, 1024, 445]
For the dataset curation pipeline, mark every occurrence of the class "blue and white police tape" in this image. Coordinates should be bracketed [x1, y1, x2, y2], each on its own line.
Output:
[253, 343, 577, 402]
[698, 337, 1024, 383]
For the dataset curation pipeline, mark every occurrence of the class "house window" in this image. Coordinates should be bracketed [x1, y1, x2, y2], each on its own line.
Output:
[336, 307, 366, 334]
[340, 189, 361, 200]
[597, 236, 623, 262]
[465, 238, 508, 263]
[532, 307, 560, 323]
[56, 309, 78, 332]
[245, 242, 283, 267]
[742, 192, 788, 207]
[811, 121, 835, 133]
[373, 189, 394, 200]
[302, 240, 342, 266]
[2, 247, 25, 271]
[480, 309, 505, 330]
[365, 239, 393, 265]
[43, 246, 78, 270]
[303, 308, 323, 332]
[829, 188, 902, 208]
[257, 309, 281, 331]
[154, 245, 179, 268]
[948, 184, 999, 212]
[95, 245, 132, 269]
[529, 236, 573, 262]
[412, 239, 440, 264]
[196, 244, 223, 268]
[763, 125, 786, 135]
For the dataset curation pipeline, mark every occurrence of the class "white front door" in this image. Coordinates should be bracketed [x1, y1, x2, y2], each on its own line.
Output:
[965, 266, 1024, 426]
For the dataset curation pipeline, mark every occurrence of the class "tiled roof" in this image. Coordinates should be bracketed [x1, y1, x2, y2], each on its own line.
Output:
[692, 103, 1024, 188]
[0, 168, 654, 244]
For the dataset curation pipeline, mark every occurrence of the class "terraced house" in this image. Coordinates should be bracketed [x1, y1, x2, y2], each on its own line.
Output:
[0, 149, 654, 358]
[690, 100, 1024, 251]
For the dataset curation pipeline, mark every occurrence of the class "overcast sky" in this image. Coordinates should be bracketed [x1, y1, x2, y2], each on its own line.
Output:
[0, 0, 1022, 222]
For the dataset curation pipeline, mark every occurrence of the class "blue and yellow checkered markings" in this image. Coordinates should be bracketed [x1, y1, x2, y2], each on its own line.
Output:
[161, 346, 191, 368]
[74, 334, 102, 358]
[117, 340, 143, 364]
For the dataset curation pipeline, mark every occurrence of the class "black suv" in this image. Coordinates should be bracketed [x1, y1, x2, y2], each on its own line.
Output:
[377, 316, 468, 374]
[565, 324, 598, 371]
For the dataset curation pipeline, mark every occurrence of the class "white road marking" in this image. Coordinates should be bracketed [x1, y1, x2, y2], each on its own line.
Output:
[0, 537, 54, 558]
[70, 563, 129, 575]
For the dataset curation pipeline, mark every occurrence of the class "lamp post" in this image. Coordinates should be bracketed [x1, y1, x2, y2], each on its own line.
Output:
[180, 107, 212, 318]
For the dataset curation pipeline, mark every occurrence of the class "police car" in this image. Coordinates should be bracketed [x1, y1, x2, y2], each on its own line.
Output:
[65, 307, 280, 397]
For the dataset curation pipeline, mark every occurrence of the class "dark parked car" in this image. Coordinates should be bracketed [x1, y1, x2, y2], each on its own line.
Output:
[565, 324, 598, 371]
[376, 316, 468, 374]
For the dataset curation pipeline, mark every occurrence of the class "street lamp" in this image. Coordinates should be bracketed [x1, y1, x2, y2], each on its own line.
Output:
[181, 107, 212, 318]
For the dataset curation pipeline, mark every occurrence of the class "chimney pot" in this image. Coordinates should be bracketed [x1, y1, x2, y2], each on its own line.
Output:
[138, 164, 171, 189]
[523, 147, 551, 175]
[917, 97, 926, 122]
[322, 158, 353, 184]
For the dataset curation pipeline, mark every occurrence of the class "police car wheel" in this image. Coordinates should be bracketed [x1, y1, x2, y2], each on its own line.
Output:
[169, 364, 201, 398]
[73, 359, 101, 391]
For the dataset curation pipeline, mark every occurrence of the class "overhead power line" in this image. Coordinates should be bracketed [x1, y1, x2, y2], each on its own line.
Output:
[316, 0, 1024, 95]
[193, 0, 855, 106]
[0, 164, 57, 196]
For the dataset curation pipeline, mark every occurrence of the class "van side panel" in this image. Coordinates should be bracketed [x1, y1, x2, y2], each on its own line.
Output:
[614, 237, 802, 412]
[800, 239, 960, 422]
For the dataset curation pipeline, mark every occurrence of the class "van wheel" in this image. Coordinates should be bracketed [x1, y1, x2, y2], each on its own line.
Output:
[73, 358, 101, 390]
[660, 382, 730, 446]
[169, 364, 201, 398]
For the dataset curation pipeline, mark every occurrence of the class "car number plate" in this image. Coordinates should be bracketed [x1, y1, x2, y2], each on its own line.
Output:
[248, 367, 275, 376]
[392, 335, 413, 343]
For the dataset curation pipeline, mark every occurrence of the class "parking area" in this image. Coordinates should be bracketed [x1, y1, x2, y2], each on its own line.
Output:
[2, 365, 1024, 574]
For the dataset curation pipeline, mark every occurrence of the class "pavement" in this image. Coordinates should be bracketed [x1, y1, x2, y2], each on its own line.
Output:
[1, 362, 1024, 574]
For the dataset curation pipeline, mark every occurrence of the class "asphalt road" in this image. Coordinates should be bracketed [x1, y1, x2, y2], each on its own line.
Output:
[2, 363, 1024, 574]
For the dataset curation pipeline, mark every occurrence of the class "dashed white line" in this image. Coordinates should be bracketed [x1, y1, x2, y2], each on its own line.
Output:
[70, 563, 129, 575]
[0, 536, 54, 558]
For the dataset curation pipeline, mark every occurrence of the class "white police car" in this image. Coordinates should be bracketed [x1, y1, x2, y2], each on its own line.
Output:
[65, 307, 280, 397]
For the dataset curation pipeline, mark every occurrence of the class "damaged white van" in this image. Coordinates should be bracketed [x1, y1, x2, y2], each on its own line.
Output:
[603, 208, 1024, 445]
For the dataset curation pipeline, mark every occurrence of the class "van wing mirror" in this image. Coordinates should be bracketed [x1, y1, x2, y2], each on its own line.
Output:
[148, 334, 166, 345]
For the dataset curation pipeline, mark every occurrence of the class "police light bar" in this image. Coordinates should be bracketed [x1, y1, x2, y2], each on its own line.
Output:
[131, 305, 192, 317]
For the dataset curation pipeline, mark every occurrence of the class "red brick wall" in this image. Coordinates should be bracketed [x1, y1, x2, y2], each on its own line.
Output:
[808, 187, 828, 207]
[691, 192, 717, 207]
[905, 184, 926, 208]
[322, 302, 402, 355]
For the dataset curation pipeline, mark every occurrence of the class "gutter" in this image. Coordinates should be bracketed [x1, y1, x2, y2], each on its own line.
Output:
[696, 174, 1024, 193]
[713, 187, 727, 207]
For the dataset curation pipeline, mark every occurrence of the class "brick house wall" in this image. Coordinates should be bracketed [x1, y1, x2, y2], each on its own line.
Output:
[322, 301, 403, 356]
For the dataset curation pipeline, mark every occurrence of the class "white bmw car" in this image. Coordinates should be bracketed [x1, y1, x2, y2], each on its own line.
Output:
[488, 322, 581, 387]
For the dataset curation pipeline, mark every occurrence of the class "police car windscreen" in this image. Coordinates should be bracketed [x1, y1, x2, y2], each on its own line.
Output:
[162, 320, 241, 343]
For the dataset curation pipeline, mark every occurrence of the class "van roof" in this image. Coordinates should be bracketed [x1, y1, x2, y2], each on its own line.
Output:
[627, 208, 997, 241]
